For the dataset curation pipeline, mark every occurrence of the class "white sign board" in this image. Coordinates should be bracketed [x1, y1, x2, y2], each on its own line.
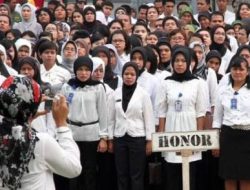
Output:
[152, 130, 220, 152]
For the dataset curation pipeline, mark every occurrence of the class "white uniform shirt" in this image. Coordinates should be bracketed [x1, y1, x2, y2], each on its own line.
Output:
[40, 64, 71, 91]
[0, 127, 81, 190]
[156, 78, 207, 163]
[206, 68, 218, 107]
[113, 85, 155, 140]
[61, 83, 108, 141]
[219, 49, 234, 75]
[224, 10, 235, 25]
[213, 84, 250, 128]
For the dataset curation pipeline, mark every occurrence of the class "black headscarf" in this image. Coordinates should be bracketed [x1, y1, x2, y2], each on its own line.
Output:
[210, 25, 229, 57]
[166, 46, 197, 82]
[82, 7, 99, 35]
[130, 47, 147, 76]
[122, 62, 139, 112]
[68, 56, 100, 88]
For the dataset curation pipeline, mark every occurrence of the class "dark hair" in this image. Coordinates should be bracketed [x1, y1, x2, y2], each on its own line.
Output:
[94, 24, 110, 40]
[108, 29, 131, 54]
[72, 29, 90, 41]
[38, 40, 57, 55]
[239, 25, 250, 38]
[169, 29, 187, 44]
[71, 10, 84, 23]
[211, 11, 224, 21]
[0, 39, 18, 70]
[236, 3, 250, 20]
[39, 31, 53, 41]
[48, 0, 60, 6]
[70, 22, 83, 31]
[5, 29, 21, 41]
[132, 21, 150, 33]
[138, 4, 149, 12]
[236, 45, 250, 56]
[163, 0, 176, 5]
[108, 19, 124, 30]
[162, 16, 179, 30]
[102, 1, 113, 8]
[129, 34, 142, 49]
[189, 33, 204, 44]
[144, 45, 158, 74]
[53, 4, 67, 21]
[21, 31, 36, 39]
[36, 7, 54, 27]
[121, 4, 132, 16]
[91, 32, 104, 44]
[147, 6, 159, 16]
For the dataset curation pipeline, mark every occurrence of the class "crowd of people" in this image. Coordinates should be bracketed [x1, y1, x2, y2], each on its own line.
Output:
[0, 0, 250, 190]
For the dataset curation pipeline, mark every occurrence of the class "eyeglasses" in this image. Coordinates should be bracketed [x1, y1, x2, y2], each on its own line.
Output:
[112, 39, 125, 43]
[171, 36, 184, 41]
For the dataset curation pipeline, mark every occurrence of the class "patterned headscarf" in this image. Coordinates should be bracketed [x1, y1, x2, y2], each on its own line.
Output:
[0, 75, 41, 190]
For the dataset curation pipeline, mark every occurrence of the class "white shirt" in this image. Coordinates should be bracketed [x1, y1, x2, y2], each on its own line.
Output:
[228, 35, 238, 54]
[40, 64, 71, 92]
[224, 10, 235, 25]
[0, 127, 81, 190]
[219, 49, 234, 75]
[61, 83, 108, 141]
[213, 84, 250, 128]
[5, 63, 18, 76]
[206, 68, 218, 107]
[156, 79, 207, 163]
[113, 85, 155, 140]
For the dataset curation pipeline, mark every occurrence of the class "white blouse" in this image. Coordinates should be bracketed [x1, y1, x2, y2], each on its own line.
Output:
[213, 84, 250, 128]
[1, 127, 82, 190]
[156, 78, 207, 163]
[113, 85, 155, 140]
[61, 83, 108, 141]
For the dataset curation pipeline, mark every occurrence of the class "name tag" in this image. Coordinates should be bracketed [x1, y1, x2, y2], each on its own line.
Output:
[231, 98, 237, 110]
[175, 100, 182, 112]
[67, 93, 74, 104]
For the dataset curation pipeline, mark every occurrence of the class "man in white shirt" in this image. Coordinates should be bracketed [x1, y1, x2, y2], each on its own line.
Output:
[159, 0, 178, 19]
[216, 0, 235, 25]
[38, 41, 71, 93]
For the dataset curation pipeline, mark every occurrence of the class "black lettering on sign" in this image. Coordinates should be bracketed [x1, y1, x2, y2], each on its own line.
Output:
[170, 136, 180, 147]
[202, 135, 212, 146]
[191, 135, 201, 146]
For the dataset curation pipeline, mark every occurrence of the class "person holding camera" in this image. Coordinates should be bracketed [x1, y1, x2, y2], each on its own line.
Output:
[0, 75, 82, 190]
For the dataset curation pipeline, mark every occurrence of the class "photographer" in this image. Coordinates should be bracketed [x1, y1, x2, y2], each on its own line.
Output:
[0, 75, 82, 190]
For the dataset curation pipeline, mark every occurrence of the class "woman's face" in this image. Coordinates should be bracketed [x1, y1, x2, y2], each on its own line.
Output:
[54, 6, 66, 21]
[97, 52, 108, 66]
[115, 9, 126, 18]
[193, 45, 203, 62]
[6, 32, 15, 41]
[22, 6, 32, 21]
[159, 45, 171, 62]
[45, 24, 58, 41]
[131, 52, 144, 70]
[92, 64, 104, 81]
[38, 10, 50, 24]
[20, 63, 35, 79]
[198, 30, 212, 47]
[112, 33, 126, 54]
[230, 62, 248, 84]
[238, 28, 248, 44]
[110, 22, 122, 34]
[213, 27, 226, 44]
[146, 34, 158, 45]
[76, 65, 91, 82]
[72, 12, 83, 24]
[17, 46, 30, 59]
[84, 10, 95, 22]
[180, 12, 192, 25]
[147, 7, 158, 22]
[123, 66, 137, 86]
[133, 25, 148, 44]
[173, 53, 187, 74]
[63, 43, 76, 59]
[0, 6, 9, 15]
[207, 57, 220, 72]
[239, 4, 250, 19]
[170, 32, 185, 47]
[7, 46, 15, 60]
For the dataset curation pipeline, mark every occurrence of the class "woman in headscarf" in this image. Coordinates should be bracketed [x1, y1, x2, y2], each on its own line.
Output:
[13, 3, 43, 37]
[92, 46, 123, 90]
[0, 75, 82, 190]
[82, 6, 101, 35]
[0, 44, 17, 76]
[156, 38, 172, 72]
[210, 25, 234, 75]
[61, 56, 108, 190]
[156, 46, 207, 190]
[60, 40, 78, 77]
[111, 62, 155, 190]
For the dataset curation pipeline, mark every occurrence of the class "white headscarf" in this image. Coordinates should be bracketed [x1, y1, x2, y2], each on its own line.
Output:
[15, 38, 32, 56]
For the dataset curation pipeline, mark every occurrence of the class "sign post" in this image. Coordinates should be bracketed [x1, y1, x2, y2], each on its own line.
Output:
[152, 130, 220, 190]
